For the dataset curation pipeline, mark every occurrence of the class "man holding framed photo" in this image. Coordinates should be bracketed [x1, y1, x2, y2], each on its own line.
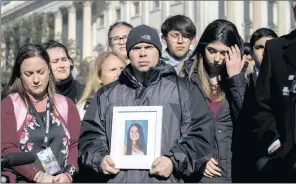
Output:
[78, 25, 215, 182]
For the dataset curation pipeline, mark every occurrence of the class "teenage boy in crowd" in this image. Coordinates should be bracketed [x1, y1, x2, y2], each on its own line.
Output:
[161, 15, 196, 76]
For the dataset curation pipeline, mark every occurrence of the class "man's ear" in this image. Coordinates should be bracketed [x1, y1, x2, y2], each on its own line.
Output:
[161, 35, 167, 46]
[190, 37, 197, 45]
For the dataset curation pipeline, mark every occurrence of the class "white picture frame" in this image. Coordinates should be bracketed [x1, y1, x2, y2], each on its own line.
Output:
[110, 106, 163, 170]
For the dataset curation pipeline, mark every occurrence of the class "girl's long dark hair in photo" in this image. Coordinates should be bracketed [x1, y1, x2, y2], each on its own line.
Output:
[126, 123, 147, 155]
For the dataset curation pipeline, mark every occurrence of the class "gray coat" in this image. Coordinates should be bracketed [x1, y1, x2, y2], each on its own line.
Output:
[78, 63, 215, 183]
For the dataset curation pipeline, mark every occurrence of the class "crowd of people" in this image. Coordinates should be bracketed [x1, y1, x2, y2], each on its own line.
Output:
[1, 2, 296, 183]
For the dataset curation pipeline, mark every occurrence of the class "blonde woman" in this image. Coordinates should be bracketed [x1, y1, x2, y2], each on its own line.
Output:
[77, 52, 127, 119]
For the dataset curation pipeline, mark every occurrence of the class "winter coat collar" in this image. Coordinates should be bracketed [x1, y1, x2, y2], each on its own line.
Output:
[119, 60, 177, 88]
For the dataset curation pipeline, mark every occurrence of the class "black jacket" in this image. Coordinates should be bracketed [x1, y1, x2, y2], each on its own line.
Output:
[252, 29, 296, 182]
[183, 60, 247, 182]
[78, 63, 215, 182]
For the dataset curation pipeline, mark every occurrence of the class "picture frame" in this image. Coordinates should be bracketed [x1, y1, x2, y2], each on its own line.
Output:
[110, 106, 163, 170]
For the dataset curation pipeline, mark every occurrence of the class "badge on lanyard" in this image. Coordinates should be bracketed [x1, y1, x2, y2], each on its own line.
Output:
[32, 99, 61, 175]
[37, 147, 61, 175]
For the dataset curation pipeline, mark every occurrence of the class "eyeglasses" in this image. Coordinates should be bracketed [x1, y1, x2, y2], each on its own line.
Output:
[109, 35, 128, 45]
[167, 34, 191, 43]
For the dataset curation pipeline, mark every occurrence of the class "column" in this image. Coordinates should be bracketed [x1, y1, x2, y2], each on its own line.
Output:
[8, 37, 15, 72]
[54, 10, 63, 42]
[106, 2, 113, 25]
[161, 1, 170, 23]
[123, 1, 131, 22]
[226, 1, 236, 24]
[277, 1, 286, 36]
[68, 4, 76, 44]
[96, 2, 103, 28]
[252, 0, 261, 32]
[68, 4, 77, 58]
[183, 1, 194, 22]
[141, 1, 149, 25]
[82, 1, 93, 60]
[41, 14, 50, 43]
[1, 41, 6, 69]
[195, 1, 202, 38]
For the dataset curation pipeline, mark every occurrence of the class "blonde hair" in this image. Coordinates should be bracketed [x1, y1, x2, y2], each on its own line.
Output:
[77, 51, 127, 105]
[189, 55, 225, 102]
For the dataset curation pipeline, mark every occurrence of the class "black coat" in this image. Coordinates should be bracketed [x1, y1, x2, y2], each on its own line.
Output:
[78, 63, 215, 182]
[182, 60, 247, 183]
[252, 29, 296, 182]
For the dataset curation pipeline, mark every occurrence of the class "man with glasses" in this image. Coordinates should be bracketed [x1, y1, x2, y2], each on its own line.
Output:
[43, 40, 84, 104]
[79, 24, 215, 183]
[161, 15, 196, 75]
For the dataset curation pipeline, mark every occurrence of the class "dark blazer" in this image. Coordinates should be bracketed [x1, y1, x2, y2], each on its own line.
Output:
[252, 29, 296, 182]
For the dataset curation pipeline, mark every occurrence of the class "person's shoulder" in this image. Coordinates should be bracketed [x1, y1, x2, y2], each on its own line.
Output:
[94, 80, 120, 100]
[1, 94, 16, 116]
[54, 94, 75, 109]
[1, 95, 13, 108]
[266, 31, 295, 50]
[165, 75, 196, 94]
[266, 37, 285, 48]
[74, 80, 85, 92]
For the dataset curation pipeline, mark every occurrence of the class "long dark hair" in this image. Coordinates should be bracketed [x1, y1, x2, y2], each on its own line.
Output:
[188, 19, 243, 101]
[191, 19, 243, 63]
[8, 43, 56, 114]
[126, 123, 147, 155]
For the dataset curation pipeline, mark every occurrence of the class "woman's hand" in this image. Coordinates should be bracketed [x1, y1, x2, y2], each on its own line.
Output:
[52, 173, 71, 183]
[201, 158, 221, 178]
[33, 171, 55, 183]
[225, 44, 246, 77]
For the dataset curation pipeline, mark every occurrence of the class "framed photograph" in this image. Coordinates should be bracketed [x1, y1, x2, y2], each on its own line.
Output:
[110, 106, 163, 170]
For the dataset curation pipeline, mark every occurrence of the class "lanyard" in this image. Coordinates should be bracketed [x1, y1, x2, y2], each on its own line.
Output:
[29, 98, 51, 149]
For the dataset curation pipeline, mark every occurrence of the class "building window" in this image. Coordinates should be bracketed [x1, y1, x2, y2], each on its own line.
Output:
[115, 8, 121, 21]
[98, 14, 105, 27]
[132, 2, 140, 16]
[151, 0, 160, 10]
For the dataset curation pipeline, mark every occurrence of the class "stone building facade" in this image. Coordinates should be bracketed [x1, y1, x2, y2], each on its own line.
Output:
[1, 1, 295, 75]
